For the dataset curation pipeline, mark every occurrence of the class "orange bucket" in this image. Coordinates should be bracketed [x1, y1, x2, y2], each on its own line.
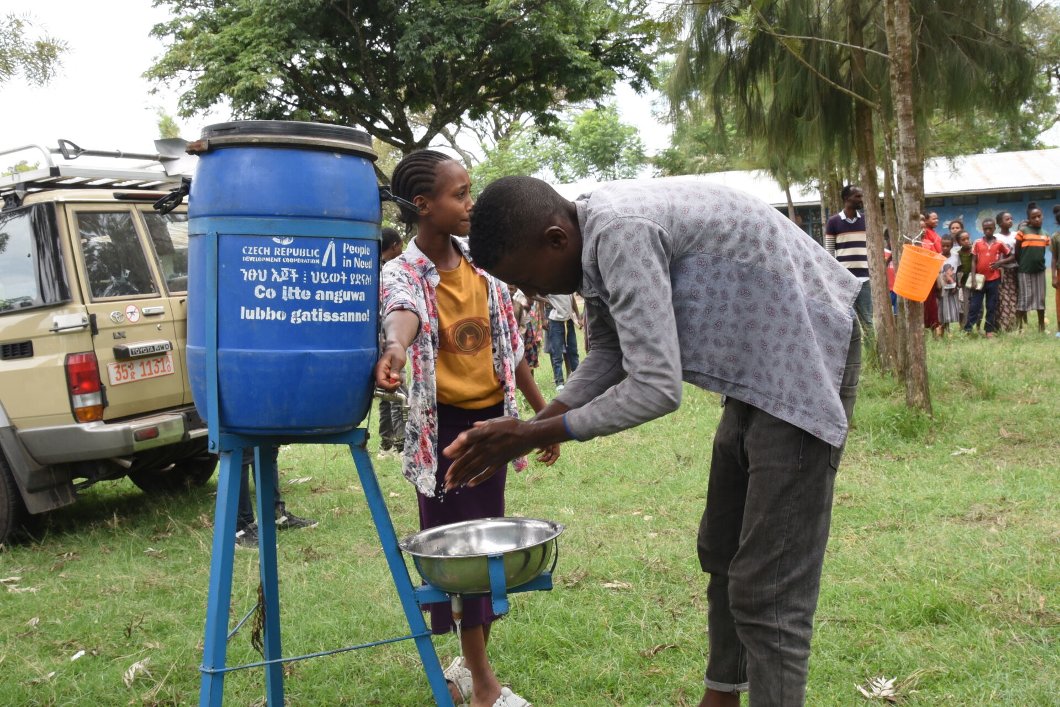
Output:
[893, 244, 946, 302]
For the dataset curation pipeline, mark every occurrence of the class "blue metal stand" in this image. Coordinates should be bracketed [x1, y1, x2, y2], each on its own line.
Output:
[413, 570, 555, 616]
[197, 432, 455, 707]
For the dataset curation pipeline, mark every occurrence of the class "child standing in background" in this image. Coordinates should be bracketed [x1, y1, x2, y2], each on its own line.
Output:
[963, 218, 1013, 338]
[1052, 205, 1060, 337]
[938, 235, 961, 335]
[922, 212, 943, 337]
[377, 227, 407, 459]
[956, 231, 973, 327]
[995, 211, 1020, 331]
[510, 287, 543, 376]
[1014, 204, 1050, 333]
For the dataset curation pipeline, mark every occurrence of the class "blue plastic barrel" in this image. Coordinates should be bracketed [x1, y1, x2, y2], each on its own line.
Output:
[186, 121, 380, 435]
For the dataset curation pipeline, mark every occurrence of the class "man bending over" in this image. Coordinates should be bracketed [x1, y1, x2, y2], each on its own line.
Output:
[445, 176, 862, 707]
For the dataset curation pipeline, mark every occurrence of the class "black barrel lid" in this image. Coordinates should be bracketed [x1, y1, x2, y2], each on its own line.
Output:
[191, 120, 375, 158]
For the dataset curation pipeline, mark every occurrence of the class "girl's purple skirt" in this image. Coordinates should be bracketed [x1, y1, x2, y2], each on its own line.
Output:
[417, 401, 507, 634]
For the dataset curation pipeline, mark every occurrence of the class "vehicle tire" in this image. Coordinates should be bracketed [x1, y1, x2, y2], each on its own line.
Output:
[128, 454, 218, 495]
[0, 453, 27, 546]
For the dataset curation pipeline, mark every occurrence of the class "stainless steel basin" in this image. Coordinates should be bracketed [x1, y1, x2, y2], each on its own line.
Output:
[399, 517, 564, 595]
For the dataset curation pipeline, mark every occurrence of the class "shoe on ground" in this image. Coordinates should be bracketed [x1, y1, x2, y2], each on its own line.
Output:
[235, 523, 258, 549]
[443, 657, 473, 705]
[492, 687, 531, 707]
[276, 511, 317, 530]
[556, 384, 565, 391]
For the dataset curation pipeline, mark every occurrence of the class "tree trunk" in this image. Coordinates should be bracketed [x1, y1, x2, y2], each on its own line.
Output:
[847, 2, 897, 372]
[884, 0, 932, 413]
[854, 104, 897, 372]
[784, 182, 797, 221]
[881, 127, 901, 248]
[881, 127, 910, 379]
[826, 171, 843, 218]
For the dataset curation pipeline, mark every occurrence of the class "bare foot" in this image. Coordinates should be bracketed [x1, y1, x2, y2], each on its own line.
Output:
[470, 683, 502, 707]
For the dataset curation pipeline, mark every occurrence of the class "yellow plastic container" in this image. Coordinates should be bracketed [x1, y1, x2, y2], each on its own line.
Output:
[893, 244, 946, 302]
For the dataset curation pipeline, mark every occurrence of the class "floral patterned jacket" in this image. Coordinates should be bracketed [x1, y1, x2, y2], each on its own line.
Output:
[380, 236, 527, 496]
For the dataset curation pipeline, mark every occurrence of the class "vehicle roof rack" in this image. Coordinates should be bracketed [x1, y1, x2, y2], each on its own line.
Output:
[1, 139, 194, 209]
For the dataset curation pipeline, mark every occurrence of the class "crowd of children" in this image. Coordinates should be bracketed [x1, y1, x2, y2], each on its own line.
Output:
[887, 204, 1060, 339]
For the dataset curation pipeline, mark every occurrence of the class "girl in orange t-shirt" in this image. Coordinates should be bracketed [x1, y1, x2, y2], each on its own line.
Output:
[375, 150, 555, 707]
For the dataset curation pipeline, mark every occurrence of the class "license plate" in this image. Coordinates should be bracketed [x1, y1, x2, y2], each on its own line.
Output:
[107, 353, 175, 386]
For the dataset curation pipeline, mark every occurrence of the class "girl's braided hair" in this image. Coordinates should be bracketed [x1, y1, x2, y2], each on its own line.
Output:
[391, 149, 453, 226]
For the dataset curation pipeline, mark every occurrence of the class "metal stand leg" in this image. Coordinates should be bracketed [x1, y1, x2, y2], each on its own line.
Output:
[487, 555, 511, 617]
[254, 446, 285, 705]
[349, 443, 454, 707]
[200, 449, 243, 707]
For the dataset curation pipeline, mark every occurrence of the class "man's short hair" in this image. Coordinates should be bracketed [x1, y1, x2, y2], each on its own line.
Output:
[381, 226, 401, 251]
[469, 176, 569, 269]
[841, 184, 860, 201]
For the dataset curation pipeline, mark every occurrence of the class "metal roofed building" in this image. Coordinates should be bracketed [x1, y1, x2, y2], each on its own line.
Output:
[552, 147, 1060, 245]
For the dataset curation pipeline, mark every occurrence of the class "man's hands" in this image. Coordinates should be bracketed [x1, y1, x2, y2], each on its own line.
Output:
[443, 417, 536, 490]
[443, 408, 572, 491]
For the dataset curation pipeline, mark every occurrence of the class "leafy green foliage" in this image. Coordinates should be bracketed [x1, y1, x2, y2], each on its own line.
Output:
[374, 138, 405, 230]
[664, 0, 1045, 175]
[924, 106, 1054, 158]
[549, 104, 646, 181]
[470, 133, 552, 195]
[1, 159, 39, 177]
[154, 109, 182, 140]
[0, 13, 66, 86]
[469, 104, 646, 188]
[147, 0, 661, 153]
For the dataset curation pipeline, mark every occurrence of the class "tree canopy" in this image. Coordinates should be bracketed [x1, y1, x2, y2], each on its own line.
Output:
[664, 0, 1043, 176]
[148, 0, 662, 153]
[550, 104, 646, 181]
[0, 13, 66, 86]
[470, 133, 551, 194]
[466, 103, 646, 189]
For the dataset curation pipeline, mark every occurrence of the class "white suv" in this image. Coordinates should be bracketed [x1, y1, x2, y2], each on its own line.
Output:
[0, 141, 213, 544]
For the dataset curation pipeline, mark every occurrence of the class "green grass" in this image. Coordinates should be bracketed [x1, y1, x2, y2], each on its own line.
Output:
[1, 330, 1057, 706]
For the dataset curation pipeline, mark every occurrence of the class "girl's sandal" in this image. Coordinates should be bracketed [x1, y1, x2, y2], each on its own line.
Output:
[443, 657, 473, 706]
[491, 687, 531, 707]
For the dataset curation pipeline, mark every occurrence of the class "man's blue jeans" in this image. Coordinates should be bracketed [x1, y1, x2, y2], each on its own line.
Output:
[964, 279, 999, 333]
[547, 319, 579, 386]
[697, 321, 861, 705]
